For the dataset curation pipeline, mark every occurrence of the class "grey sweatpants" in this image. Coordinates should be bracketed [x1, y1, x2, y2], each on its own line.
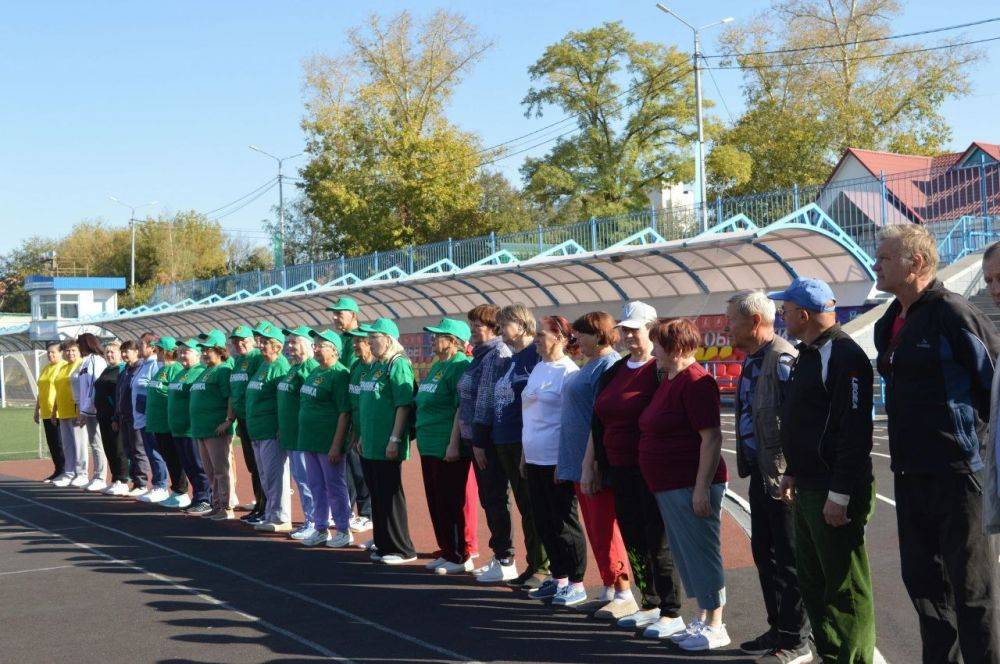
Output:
[252, 438, 290, 524]
[82, 415, 107, 481]
[59, 418, 87, 478]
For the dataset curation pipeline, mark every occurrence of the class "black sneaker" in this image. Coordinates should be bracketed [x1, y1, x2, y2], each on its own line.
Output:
[185, 501, 213, 516]
[240, 510, 260, 523]
[245, 514, 265, 526]
[741, 630, 779, 655]
[755, 644, 813, 664]
[506, 567, 541, 589]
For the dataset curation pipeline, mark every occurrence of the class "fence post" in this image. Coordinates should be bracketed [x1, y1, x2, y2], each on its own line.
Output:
[792, 183, 800, 210]
[408, 246, 415, 274]
[715, 197, 723, 225]
[879, 170, 888, 228]
[590, 217, 598, 251]
[490, 231, 497, 255]
[374, 250, 380, 272]
[339, 256, 346, 279]
[448, 237, 454, 263]
[310, 263, 315, 282]
[537, 224, 544, 253]
[980, 154, 989, 218]
[256, 270, 262, 293]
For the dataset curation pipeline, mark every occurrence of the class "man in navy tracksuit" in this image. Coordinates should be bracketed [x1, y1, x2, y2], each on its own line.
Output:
[874, 224, 998, 664]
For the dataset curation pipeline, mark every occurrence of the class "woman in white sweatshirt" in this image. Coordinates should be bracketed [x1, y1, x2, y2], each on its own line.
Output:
[71, 333, 109, 492]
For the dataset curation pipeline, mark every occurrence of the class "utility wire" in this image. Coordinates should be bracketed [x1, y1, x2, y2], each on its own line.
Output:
[202, 177, 278, 216]
[701, 55, 734, 125]
[211, 180, 279, 222]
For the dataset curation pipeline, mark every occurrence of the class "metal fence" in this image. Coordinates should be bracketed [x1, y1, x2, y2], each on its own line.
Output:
[151, 158, 1000, 305]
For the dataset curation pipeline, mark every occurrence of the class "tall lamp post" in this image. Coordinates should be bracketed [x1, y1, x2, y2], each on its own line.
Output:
[248, 145, 303, 272]
[109, 196, 158, 291]
[655, 4, 732, 232]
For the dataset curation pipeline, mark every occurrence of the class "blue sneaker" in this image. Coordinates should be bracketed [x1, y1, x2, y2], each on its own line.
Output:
[528, 578, 558, 600]
[551, 584, 588, 607]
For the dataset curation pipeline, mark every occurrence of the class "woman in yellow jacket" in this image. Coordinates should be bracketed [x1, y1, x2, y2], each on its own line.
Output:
[35, 342, 66, 482]
[51, 340, 85, 487]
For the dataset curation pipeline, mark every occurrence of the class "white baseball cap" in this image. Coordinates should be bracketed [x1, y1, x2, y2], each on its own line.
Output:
[618, 301, 658, 329]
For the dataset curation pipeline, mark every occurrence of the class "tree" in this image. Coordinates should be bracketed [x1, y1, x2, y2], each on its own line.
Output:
[519, 22, 705, 223]
[298, 10, 529, 257]
[712, 0, 985, 195]
[0, 237, 57, 312]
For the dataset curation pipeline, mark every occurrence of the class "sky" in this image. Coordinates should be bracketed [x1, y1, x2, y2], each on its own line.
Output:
[1, 0, 997, 254]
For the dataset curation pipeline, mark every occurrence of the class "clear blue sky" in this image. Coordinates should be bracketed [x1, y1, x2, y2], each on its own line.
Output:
[1, 0, 997, 254]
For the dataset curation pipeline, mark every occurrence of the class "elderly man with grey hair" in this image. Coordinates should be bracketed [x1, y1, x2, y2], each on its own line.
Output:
[725, 290, 810, 662]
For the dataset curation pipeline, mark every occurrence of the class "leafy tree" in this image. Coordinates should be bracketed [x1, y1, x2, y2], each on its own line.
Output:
[519, 21, 705, 222]
[712, 0, 985, 195]
[0, 237, 57, 312]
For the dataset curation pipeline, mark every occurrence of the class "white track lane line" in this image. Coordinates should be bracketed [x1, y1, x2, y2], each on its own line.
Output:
[0, 488, 480, 664]
[0, 564, 75, 576]
[0, 506, 349, 662]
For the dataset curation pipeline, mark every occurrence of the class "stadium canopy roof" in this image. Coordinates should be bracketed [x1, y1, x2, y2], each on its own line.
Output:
[68, 204, 876, 341]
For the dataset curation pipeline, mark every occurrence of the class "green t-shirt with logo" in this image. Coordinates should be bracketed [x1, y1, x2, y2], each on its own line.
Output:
[277, 357, 319, 451]
[415, 354, 470, 459]
[359, 355, 415, 461]
[167, 364, 205, 439]
[145, 362, 183, 434]
[297, 362, 350, 454]
[190, 361, 234, 439]
[348, 360, 372, 443]
[245, 355, 291, 441]
[229, 348, 263, 419]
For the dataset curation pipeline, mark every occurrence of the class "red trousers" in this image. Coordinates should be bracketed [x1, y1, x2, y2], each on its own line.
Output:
[576, 483, 629, 587]
[421, 455, 479, 563]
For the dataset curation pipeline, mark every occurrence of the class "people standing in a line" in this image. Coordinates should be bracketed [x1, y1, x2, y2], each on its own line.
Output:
[167, 339, 213, 516]
[559, 312, 630, 613]
[226, 325, 266, 522]
[51, 340, 86, 487]
[329, 296, 372, 535]
[416, 318, 474, 575]
[520, 315, 586, 605]
[35, 342, 66, 483]
[190, 330, 235, 521]
[299, 329, 354, 548]
[472, 303, 549, 587]
[640, 318, 730, 651]
[245, 322, 293, 532]
[771, 278, 876, 664]
[278, 326, 320, 541]
[116, 341, 151, 496]
[94, 342, 130, 496]
[145, 337, 191, 509]
[134, 333, 171, 503]
[358, 318, 417, 565]
[72, 333, 109, 492]
[582, 301, 684, 634]
[726, 290, 812, 663]
[874, 225, 999, 664]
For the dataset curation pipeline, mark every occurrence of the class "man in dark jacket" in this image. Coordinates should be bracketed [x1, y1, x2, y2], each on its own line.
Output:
[770, 277, 876, 664]
[874, 224, 998, 664]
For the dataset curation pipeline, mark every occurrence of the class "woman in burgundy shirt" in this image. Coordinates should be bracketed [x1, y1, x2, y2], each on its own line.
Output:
[581, 301, 683, 639]
[640, 318, 729, 652]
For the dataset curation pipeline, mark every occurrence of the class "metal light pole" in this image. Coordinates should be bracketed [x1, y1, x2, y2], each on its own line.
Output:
[109, 196, 158, 290]
[249, 145, 303, 272]
[655, 4, 733, 232]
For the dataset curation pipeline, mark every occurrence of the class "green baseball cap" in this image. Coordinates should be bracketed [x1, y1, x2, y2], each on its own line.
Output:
[153, 336, 177, 351]
[229, 324, 253, 339]
[344, 327, 369, 338]
[424, 318, 471, 344]
[325, 296, 360, 314]
[282, 325, 314, 340]
[309, 328, 343, 353]
[198, 329, 228, 349]
[366, 318, 400, 340]
[253, 321, 285, 344]
[178, 338, 202, 351]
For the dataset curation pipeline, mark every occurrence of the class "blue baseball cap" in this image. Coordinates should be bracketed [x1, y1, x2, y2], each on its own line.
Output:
[767, 277, 837, 313]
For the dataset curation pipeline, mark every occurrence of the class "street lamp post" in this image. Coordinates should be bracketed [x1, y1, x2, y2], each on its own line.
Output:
[248, 145, 303, 273]
[109, 196, 158, 290]
[655, 4, 733, 232]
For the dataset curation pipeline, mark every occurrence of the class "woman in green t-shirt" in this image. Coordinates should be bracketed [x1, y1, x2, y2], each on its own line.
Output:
[358, 318, 416, 565]
[167, 339, 212, 515]
[345, 331, 374, 533]
[416, 318, 473, 575]
[298, 329, 353, 548]
[190, 332, 235, 521]
[277, 326, 320, 541]
[147, 338, 190, 508]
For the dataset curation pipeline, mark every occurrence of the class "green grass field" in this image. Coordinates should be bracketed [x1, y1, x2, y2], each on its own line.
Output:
[0, 407, 45, 461]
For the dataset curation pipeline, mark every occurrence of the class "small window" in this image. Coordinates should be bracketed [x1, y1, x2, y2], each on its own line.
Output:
[59, 294, 79, 319]
[39, 295, 57, 320]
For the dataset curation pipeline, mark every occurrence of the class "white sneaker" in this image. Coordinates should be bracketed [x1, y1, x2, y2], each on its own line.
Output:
[436, 559, 475, 575]
[70, 475, 90, 487]
[425, 556, 448, 570]
[326, 531, 354, 548]
[643, 615, 688, 639]
[291, 525, 317, 541]
[52, 476, 72, 488]
[380, 554, 417, 565]
[128, 487, 148, 497]
[141, 487, 170, 503]
[678, 623, 730, 651]
[669, 619, 704, 644]
[349, 515, 372, 532]
[617, 607, 660, 629]
[476, 559, 518, 583]
[85, 479, 107, 492]
[472, 559, 495, 576]
[302, 529, 330, 547]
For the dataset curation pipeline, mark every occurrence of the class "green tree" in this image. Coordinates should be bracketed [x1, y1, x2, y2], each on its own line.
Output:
[0, 237, 57, 312]
[519, 22, 704, 223]
[712, 0, 985, 195]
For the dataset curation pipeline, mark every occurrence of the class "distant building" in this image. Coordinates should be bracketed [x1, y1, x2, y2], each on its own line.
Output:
[24, 276, 126, 342]
[646, 181, 695, 213]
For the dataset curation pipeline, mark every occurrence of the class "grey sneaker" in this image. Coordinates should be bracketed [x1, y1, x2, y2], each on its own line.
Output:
[755, 645, 814, 664]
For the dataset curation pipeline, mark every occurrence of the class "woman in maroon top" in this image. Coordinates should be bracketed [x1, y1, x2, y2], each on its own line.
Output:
[581, 301, 683, 639]
[640, 318, 729, 652]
